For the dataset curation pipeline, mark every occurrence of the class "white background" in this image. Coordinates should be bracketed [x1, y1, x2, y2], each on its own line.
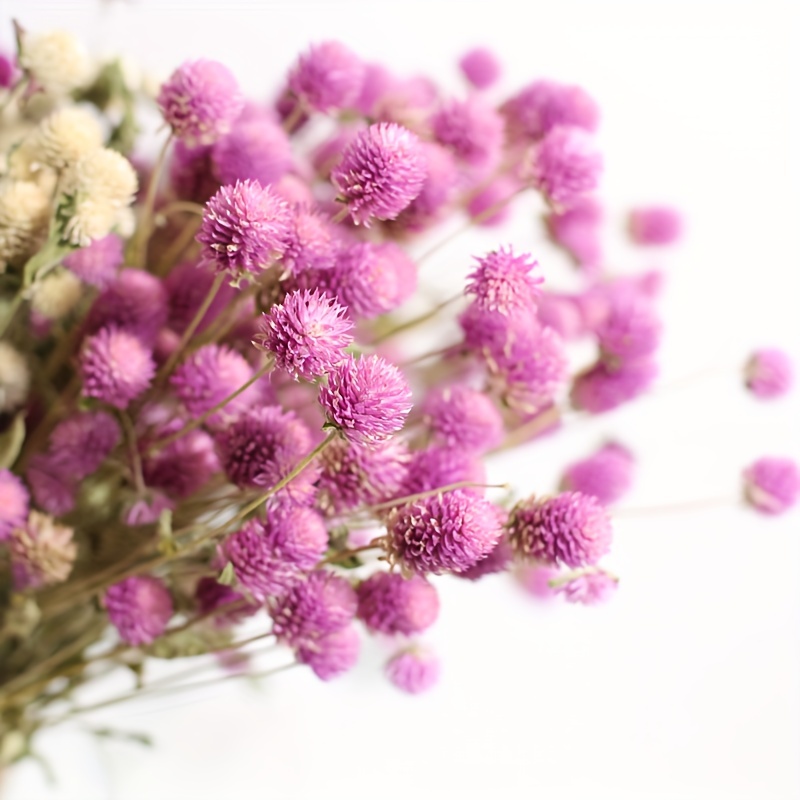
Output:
[3, 1, 800, 798]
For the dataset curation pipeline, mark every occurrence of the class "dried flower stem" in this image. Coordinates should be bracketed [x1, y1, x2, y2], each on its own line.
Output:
[117, 410, 145, 495]
[154, 215, 202, 276]
[373, 293, 463, 345]
[360, 480, 510, 515]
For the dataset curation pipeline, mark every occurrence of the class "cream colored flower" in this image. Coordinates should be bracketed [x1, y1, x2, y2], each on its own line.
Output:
[0, 341, 31, 412]
[30, 268, 83, 320]
[18, 30, 91, 94]
[33, 107, 104, 170]
[10, 511, 77, 588]
[0, 180, 51, 270]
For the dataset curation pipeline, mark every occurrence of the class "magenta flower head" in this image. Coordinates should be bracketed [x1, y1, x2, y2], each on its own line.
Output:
[466, 175, 521, 228]
[356, 572, 439, 636]
[194, 577, 260, 627]
[571, 358, 657, 414]
[143, 428, 220, 499]
[432, 95, 505, 174]
[508, 491, 613, 568]
[288, 41, 364, 113]
[104, 576, 173, 646]
[9, 512, 76, 590]
[26, 455, 77, 516]
[63, 233, 123, 289]
[531, 126, 602, 208]
[459, 47, 501, 90]
[545, 195, 603, 269]
[80, 327, 155, 409]
[280, 205, 338, 275]
[517, 563, 561, 600]
[0, 469, 29, 542]
[465, 246, 543, 315]
[212, 116, 293, 187]
[387, 490, 502, 575]
[596, 294, 661, 361]
[422, 384, 503, 455]
[629, 205, 683, 245]
[331, 122, 427, 226]
[197, 179, 292, 280]
[744, 348, 793, 400]
[743, 457, 800, 515]
[560, 442, 635, 506]
[555, 569, 618, 605]
[263, 502, 328, 571]
[256, 289, 354, 380]
[386, 647, 440, 694]
[457, 536, 513, 581]
[402, 446, 487, 497]
[157, 59, 244, 146]
[297, 626, 360, 681]
[169, 140, 219, 203]
[165, 262, 234, 336]
[49, 409, 121, 478]
[319, 355, 412, 446]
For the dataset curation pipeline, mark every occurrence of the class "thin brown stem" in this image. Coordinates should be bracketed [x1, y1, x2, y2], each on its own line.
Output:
[372, 293, 462, 345]
[118, 410, 145, 495]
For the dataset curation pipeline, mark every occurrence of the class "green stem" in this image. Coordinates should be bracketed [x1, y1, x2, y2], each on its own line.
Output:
[372, 293, 462, 345]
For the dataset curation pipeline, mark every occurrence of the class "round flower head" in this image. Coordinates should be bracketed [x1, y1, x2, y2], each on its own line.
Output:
[0, 469, 29, 542]
[629, 205, 683, 245]
[297, 626, 360, 681]
[456, 536, 513, 581]
[422, 385, 503, 455]
[30, 269, 82, 321]
[157, 59, 244, 146]
[596, 294, 661, 361]
[0, 342, 31, 413]
[402, 446, 487, 498]
[0, 180, 50, 270]
[459, 47, 502, 90]
[508, 491, 612, 568]
[517, 563, 561, 600]
[256, 289, 354, 380]
[169, 140, 219, 203]
[143, 428, 220, 499]
[104, 576, 173, 646]
[536, 291, 586, 340]
[9, 512, 76, 590]
[546, 195, 603, 269]
[261, 502, 329, 572]
[164, 262, 234, 335]
[531, 126, 602, 208]
[331, 122, 427, 226]
[33, 106, 103, 170]
[571, 358, 657, 414]
[197, 179, 292, 279]
[387, 490, 502, 575]
[465, 246, 543, 315]
[288, 41, 364, 113]
[319, 355, 412, 446]
[555, 569, 618, 605]
[432, 95, 505, 174]
[80, 327, 156, 409]
[125, 492, 174, 527]
[466, 175, 521, 228]
[279, 205, 338, 275]
[743, 457, 800, 515]
[63, 233, 123, 289]
[49, 409, 121, 479]
[19, 29, 90, 94]
[560, 442, 635, 506]
[356, 572, 439, 636]
[26, 454, 77, 516]
[212, 116, 293, 187]
[270, 570, 357, 646]
[744, 348, 793, 400]
[386, 647, 440, 694]
[194, 577, 260, 627]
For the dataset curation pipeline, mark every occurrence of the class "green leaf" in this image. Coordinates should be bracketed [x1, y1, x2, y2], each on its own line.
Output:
[0, 414, 25, 469]
[217, 561, 236, 586]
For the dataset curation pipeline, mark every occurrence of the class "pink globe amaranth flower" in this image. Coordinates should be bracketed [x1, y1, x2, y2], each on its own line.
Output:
[744, 348, 793, 400]
[48, 410, 121, 479]
[171, 344, 257, 427]
[466, 175, 521, 227]
[556, 569, 618, 605]
[536, 292, 586, 340]
[387, 489, 502, 575]
[0, 469, 29, 541]
[194, 576, 260, 627]
[508, 491, 613, 569]
[10, 511, 76, 590]
[596, 294, 661, 361]
[571, 358, 658, 414]
[80, 327, 155, 410]
[169, 140, 219, 203]
[401, 446, 487, 498]
[270, 570, 357, 646]
[26, 454, 77, 516]
[331, 122, 427, 226]
[743, 457, 800, 515]
[317, 437, 410, 516]
[288, 41, 364, 113]
[104, 576, 173, 646]
[262, 502, 329, 572]
[459, 47, 501, 90]
[164, 262, 235, 336]
[311, 128, 359, 180]
[432, 95, 505, 174]
[465, 246, 543, 315]
[63, 233, 123, 289]
[357, 572, 439, 636]
[319, 355, 413, 446]
[256, 289, 354, 380]
[456, 535, 513, 581]
[459, 303, 535, 357]
[501, 80, 599, 141]
[386, 648, 440, 695]
[560, 442, 635, 506]
[297, 625, 360, 681]
[217, 405, 318, 504]
[422, 384, 503, 455]
[124, 492, 174, 526]
[545, 195, 603, 269]
[629, 205, 683, 245]
[353, 62, 395, 117]
[531, 125, 602, 208]
[516, 563, 561, 599]
[279, 205, 338, 274]
[197, 179, 292, 279]
[157, 59, 244, 146]
[143, 428, 220, 499]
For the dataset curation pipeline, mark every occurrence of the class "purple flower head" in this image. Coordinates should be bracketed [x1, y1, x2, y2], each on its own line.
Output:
[517, 563, 561, 600]
[164, 262, 235, 336]
[531, 125, 602, 207]
[743, 457, 800, 516]
[312, 129, 358, 180]
[456, 536, 513, 581]
[744, 349, 793, 400]
[280, 205, 338, 274]
[256, 289, 354, 380]
[459, 47, 501, 90]
[536, 292, 586, 340]
[331, 122, 427, 226]
[297, 626, 360, 681]
[465, 246, 543, 315]
[143, 428, 220, 499]
[354, 62, 394, 117]
[169, 140, 219, 203]
[288, 41, 364, 113]
[596, 294, 661, 362]
[546, 195, 603, 269]
[571, 358, 657, 414]
[508, 491, 613, 568]
[401, 446, 487, 498]
[387, 490, 502, 575]
[459, 303, 535, 356]
[502, 80, 599, 141]
[10, 512, 76, 590]
[63, 234, 123, 289]
[194, 576, 260, 627]
[356, 572, 439, 636]
[262, 503, 329, 572]
[432, 95, 504, 174]
[555, 569, 618, 605]
[125, 492, 174, 526]
[317, 437, 410, 516]
[422, 384, 503, 455]
[629, 206, 683, 245]
[270, 570, 357, 646]
[386, 648, 440, 694]
[319, 355, 412, 446]
[466, 175, 521, 228]
[26, 455, 77, 516]
[0, 470, 29, 541]
[217, 405, 318, 504]
[49, 410, 121, 479]
[80, 327, 155, 409]
[157, 59, 244, 146]
[197, 180, 292, 279]
[0, 52, 18, 89]
[560, 442, 635, 506]
[104, 576, 173, 646]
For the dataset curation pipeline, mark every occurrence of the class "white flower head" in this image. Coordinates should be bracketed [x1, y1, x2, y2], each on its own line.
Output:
[31, 268, 83, 320]
[19, 30, 91, 95]
[33, 107, 104, 170]
[0, 341, 31, 412]
[0, 180, 51, 270]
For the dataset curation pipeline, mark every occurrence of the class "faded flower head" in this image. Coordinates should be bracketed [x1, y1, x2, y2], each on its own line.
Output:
[385, 647, 440, 694]
[743, 457, 800, 516]
[432, 95, 505, 174]
[357, 572, 440, 636]
[0, 180, 51, 269]
[10, 511, 76, 590]
[629, 206, 683, 246]
[297, 626, 360, 681]
[744, 348, 793, 400]
[288, 41, 364, 113]
[19, 29, 90, 94]
[555, 569, 618, 605]
[212, 115, 293, 187]
[560, 442, 635, 506]
[104, 576, 173, 646]
[0, 341, 31, 413]
[422, 384, 504, 455]
[0, 470, 29, 542]
[459, 47, 502, 90]
[63, 233, 124, 289]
